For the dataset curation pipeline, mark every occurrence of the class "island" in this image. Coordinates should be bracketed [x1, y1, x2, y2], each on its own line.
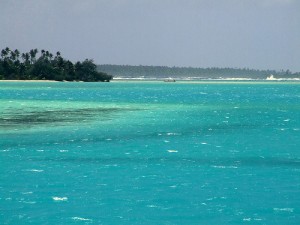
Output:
[0, 47, 113, 82]
[97, 64, 300, 80]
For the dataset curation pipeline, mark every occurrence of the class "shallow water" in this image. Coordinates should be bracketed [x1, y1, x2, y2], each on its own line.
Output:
[1, 81, 300, 224]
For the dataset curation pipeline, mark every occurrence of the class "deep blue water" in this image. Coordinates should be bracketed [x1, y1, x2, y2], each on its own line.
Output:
[1, 81, 300, 224]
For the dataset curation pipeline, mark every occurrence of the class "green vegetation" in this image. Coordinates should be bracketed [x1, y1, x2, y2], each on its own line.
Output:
[98, 64, 300, 79]
[0, 47, 112, 82]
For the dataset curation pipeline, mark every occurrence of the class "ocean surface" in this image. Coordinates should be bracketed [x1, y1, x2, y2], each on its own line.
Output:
[1, 81, 300, 224]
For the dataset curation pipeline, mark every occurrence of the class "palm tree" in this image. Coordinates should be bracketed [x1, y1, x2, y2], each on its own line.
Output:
[41, 49, 45, 54]
[10, 51, 16, 61]
[34, 48, 38, 57]
[14, 49, 20, 61]
[29, 49, 38, 64]
[1, 47, 10, 59]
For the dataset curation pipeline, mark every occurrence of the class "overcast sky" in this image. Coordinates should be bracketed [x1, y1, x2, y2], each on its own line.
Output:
[1, 0, 299, 71]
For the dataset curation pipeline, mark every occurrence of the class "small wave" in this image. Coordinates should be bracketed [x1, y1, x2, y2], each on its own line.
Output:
[59, 150, 69, 152]
[52, 196, 68, 201]
[23, 201, 36, 204]
[71, 217, 92, 221]
[273, 208, 294, 212]
[22, 192, 33, 195]
[146, 205, 159, 208]
[167, 150, 178, 153]
[166, 132, 181, 136]
[25, 169, 44, 172]
[212, 165, 238, 169]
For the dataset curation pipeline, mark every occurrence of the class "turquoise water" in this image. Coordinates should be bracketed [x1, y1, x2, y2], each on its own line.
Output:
[1, 81, 300, 224]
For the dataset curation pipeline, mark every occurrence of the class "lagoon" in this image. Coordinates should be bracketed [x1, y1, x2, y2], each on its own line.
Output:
[1, 81, 300, 224]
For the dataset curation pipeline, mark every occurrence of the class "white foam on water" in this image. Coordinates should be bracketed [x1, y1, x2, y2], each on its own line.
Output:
[36, 149, 44, 152]
[273, 208, 294, 212]
[243, 218, 251, 221]
[23, 201, 36, 204]
[52, 196, 68, 201]
[25, 169, 44, 172]
[212, 165, 238, 169]
[0, 149, 10, 152]
[201, 142, 208, 145]
[146, 205, 158, 208]
[283, 119, 290, 122]
[164, 140, 170, 143]
[167, 150, 178, 153]
[21, 192, 33, 195]
[71, 217, 92, 221]
[166, 132, 181, 136]
[59, 150, 69, 152]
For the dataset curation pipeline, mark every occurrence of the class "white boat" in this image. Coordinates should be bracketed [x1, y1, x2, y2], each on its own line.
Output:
[164, 78, 176, 82]
[266, 75, 276, 80]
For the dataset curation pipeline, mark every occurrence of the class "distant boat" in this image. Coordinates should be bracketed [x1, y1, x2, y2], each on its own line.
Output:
[266, 75, 276, 80]
[164, 78, 176, 82]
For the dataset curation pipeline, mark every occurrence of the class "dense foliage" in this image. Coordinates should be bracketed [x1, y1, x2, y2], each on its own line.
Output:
[0, 47, 112, 82]
[98, 64, 300, 79]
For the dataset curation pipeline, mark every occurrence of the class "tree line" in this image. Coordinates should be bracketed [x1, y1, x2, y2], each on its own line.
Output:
[0, 47, 112, 82]
[98, 64, 300, 79]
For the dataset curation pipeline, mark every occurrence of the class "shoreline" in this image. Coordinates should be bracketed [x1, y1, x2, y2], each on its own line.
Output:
[0, 80, 58, 82]
[0, 79, 299, 84]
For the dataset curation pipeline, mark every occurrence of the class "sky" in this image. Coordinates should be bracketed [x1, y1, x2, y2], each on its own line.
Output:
[1, 0, 299, 72]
